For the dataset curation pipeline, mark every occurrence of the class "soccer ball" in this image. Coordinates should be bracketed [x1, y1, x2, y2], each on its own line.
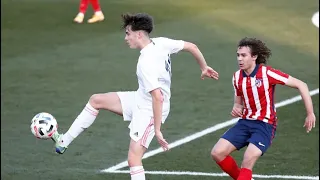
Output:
[30, 112, 58, 139]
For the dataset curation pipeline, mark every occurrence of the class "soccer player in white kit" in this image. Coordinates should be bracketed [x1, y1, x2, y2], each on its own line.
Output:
[51, 13, 219, 180]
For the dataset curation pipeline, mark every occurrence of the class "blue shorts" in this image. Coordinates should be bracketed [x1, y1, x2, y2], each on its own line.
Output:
[221, 119, 277, 155]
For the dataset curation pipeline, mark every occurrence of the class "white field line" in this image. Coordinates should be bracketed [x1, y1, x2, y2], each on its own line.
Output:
[102, 88, 319, 172]
[105, 170, 319, 180]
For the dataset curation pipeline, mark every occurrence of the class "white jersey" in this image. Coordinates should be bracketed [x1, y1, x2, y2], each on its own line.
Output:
[135, 37, 184, 111]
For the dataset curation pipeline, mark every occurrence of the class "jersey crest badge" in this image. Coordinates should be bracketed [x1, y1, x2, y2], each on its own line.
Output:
[255, 78, 263, 88]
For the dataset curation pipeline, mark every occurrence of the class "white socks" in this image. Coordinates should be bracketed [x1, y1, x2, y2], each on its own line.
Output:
[61, 103, 98, 147]
[130, 166, 145, 180]
[95, 11, 103, 16]
[77, 12, 84, 17]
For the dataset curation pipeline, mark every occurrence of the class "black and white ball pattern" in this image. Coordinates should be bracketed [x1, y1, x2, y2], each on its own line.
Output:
[30, 112, 58, 139]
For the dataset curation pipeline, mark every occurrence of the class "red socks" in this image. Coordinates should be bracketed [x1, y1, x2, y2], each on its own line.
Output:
[78, 0, 101, 14]
[90, 0, 101, 12]
[79, 0, 89, 13]
[237, 168, 252, 180]
[217, 155, 240, 180]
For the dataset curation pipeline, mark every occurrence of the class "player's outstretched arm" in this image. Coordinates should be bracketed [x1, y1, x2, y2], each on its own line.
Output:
[150, 88, 169, 151]
[285, 76, 316, 133]
[183, 42, 219, 80]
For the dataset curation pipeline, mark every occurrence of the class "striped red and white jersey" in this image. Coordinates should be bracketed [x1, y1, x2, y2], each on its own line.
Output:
[232, 65, 290, 124]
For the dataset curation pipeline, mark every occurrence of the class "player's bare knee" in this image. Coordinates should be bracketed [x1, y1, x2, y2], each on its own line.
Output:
[127, 158, 140, 167]
[241, 153, 260, 169]
[211, 139, 235, 162]
[127, 157, 134, 167]
[211, 146, 227, 162]
[89, 94, 103, 109]
[127, 152, 142, 167]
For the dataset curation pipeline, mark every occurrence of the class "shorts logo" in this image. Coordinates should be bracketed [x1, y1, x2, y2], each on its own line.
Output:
[255, 78, 263, 88]
[134, 132, 138, 137]
[258, 142, 265, 147]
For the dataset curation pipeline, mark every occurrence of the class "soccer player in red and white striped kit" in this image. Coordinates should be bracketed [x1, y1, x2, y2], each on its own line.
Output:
[74, 0, 104, 24]
[211, 37, 316, 180]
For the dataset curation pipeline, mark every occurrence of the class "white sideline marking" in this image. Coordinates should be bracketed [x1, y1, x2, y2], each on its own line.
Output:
[312, 11, 319, 28]
[102, 88, 319, 172]
[105, 170, 319, 180]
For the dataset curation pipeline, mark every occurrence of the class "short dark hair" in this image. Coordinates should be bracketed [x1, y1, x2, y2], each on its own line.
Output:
[238, 37, 272, 64]
[121, 13, 154, 34]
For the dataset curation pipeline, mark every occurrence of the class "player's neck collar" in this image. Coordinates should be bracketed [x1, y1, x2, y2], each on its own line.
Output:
[242, 64, 260, 77]
[140, 40, 155, 54]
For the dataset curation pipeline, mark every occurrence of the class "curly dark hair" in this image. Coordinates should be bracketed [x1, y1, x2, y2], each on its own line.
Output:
[238, 37, 272, 64]
[121, 13, 154, 34]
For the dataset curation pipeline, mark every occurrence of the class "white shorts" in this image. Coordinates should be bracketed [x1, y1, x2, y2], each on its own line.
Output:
[116, 91, 169, 148]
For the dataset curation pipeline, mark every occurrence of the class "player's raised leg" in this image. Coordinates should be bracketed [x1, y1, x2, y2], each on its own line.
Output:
[211, 138, 239, 180]
[87, 0, 104, 23]
[74, 0, 89, 23]
[51, 92, 122, 154]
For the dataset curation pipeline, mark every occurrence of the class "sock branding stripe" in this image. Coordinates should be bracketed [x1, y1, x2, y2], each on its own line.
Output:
[85, 103, 99, 112]
[85, 107, 98, 116]
[130, 169, 144, 175]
